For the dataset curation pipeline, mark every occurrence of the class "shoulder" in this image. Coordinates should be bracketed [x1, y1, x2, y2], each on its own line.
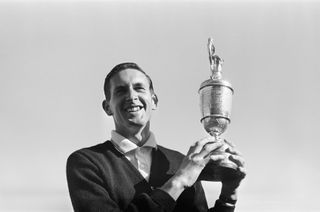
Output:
[66, 141, 118, 168]
[68, 141, 109, 157]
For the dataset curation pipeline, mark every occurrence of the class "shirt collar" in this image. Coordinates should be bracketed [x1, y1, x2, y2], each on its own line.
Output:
[110, 130, 157, 154]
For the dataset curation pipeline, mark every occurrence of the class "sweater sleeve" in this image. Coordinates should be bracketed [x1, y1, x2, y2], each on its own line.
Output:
[209, 200, 235, 212]
[66, 151, 176, 212]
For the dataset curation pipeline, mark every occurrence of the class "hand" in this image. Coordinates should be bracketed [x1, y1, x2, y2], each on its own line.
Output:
[220, 140, 246, 203]
[160, 137, 227, 200]
[175, 137, 228, 187]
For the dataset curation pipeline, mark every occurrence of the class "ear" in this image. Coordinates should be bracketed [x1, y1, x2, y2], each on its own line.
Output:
[102, 100, 113, 116]
[151, 94, 158, 110]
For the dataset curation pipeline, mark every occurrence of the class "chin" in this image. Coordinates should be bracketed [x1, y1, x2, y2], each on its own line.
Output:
[127, 118, 148, 127]
[128, 121, 146, 127]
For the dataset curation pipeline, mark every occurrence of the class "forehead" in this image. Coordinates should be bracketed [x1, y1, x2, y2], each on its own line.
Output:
[109, 69, 150, 88]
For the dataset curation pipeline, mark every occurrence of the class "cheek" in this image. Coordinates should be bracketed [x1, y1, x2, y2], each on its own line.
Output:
[110, 103, 123, 118]
[147, 101, 155, 113]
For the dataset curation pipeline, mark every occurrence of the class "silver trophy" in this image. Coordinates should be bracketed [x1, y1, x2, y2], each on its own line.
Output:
[199, 38, 233, 139]
[198, 38, 241, 181]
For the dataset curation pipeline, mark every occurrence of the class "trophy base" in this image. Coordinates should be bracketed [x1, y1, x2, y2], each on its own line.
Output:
[198, 160, 244, 182]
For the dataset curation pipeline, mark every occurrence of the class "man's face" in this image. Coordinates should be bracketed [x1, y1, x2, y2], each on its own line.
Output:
[104, 69, 157, 134]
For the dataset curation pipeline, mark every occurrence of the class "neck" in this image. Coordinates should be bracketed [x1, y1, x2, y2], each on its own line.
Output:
[116, 124, 151, 147]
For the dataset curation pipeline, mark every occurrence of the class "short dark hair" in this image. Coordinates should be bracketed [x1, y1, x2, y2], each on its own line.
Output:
[103, 62, 155, 101]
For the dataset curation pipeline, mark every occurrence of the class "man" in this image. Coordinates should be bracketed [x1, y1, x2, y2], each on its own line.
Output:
[66, 62, 246, 212]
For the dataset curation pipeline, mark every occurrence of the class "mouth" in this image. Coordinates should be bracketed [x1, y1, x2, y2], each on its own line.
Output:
[124, 105, 143, 113]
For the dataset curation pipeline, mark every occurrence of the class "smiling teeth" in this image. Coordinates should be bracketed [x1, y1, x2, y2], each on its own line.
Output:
[126, 106, 141, 112]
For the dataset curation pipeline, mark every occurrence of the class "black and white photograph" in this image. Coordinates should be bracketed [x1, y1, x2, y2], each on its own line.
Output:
[0, 0, 319, 211]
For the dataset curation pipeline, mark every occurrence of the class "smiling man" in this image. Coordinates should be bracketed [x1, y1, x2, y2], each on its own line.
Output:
[102, 64, 157, 145]
[66, 62, 246, 212]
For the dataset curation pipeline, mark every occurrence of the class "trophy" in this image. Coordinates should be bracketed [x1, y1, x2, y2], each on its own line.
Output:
[198, 38, 241, 181]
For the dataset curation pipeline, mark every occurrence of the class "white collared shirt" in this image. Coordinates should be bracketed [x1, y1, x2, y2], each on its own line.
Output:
[110, 130, 157, 182]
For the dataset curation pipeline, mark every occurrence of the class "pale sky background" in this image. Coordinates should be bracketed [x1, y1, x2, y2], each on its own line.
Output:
[0, 0, 319, 211]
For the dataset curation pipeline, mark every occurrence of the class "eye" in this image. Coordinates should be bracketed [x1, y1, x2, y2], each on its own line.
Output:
[134, 84, 146, 92]
[136, 86, 145, 91]
[114, 87, 126, 95]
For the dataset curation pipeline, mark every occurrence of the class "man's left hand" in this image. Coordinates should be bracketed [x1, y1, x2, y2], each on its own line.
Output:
[219, 142, 246, 202]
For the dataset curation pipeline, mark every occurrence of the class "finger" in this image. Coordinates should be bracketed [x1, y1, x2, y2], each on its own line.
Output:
[225, 147, 242, 156]
[189, 136, 218, 154]
[229, 154, 245, 167]
[237, 166, 247, 179]
[210, 154, 228, 162]
[224, 139, 236, 148]
[196, 142, 224, 159]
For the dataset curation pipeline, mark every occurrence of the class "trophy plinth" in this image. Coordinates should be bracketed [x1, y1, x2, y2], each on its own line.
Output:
[198, 38, 241, 181]
[199, 160, 244, 181]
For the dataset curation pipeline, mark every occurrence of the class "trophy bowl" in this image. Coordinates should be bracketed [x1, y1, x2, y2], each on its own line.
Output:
[199, 79, 233, 137]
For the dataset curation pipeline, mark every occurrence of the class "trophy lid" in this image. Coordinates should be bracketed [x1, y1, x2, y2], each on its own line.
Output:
[199, 79, 233, 93]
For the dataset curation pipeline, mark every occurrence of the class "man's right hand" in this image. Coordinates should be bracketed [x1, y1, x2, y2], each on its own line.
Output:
[160, 137, 227, 200]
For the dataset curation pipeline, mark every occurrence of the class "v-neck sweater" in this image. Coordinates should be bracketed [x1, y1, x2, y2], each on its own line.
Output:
[110, 130, 157, 182]
[67, 140, 235, 212]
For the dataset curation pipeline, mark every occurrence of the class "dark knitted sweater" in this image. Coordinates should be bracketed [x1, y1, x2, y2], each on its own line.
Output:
[66, 141, 235, 212]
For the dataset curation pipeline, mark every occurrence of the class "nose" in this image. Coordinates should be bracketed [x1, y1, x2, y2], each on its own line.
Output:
[126, 87, 138, 101]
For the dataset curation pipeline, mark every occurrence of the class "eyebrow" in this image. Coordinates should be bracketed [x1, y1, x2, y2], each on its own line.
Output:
[113, 82, 148, 90]
[133, 82, 148, 87]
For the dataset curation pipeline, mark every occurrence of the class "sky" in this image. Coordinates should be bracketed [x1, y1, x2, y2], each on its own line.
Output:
[0, 1, 319, 211]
